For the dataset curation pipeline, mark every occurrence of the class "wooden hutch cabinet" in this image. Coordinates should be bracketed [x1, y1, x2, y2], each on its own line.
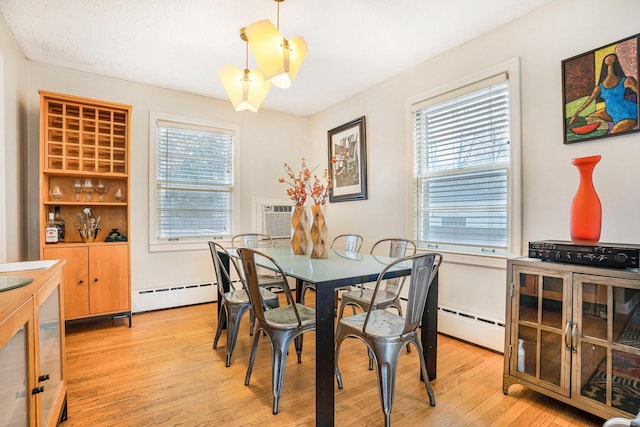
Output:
[38, 90, 131, 325]
[0, 260, 67, 426]
[504, 257, 640, 420]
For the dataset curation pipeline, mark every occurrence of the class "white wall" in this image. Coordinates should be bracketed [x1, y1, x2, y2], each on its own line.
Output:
[0, 14, 28, 262]
[25, 63, 310, 293]
[309, 0, 640, 349]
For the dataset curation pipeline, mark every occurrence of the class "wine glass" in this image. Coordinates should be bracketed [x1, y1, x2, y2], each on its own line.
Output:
[114, 187, 125, 202]
[72, 179, 83, 201]
[49, 185, 63, 201]
[95, 180, 107, 201]
[82, 179, 93, 202]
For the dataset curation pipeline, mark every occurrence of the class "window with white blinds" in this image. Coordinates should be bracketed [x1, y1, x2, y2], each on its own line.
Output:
[149, 113, 235, 249]
[411, 71, 516, 255]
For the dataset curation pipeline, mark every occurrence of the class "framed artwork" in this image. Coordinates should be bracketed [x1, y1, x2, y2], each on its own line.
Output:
[328, 116, 368, 202]
[562, 34, 639, 144]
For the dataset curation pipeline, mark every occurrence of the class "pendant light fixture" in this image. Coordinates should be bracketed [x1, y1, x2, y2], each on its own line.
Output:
[218, 28, 271, 112]
[245, 0, 307, 89]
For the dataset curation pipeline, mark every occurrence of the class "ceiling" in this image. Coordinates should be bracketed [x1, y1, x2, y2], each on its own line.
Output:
[0, 0, 554, 116]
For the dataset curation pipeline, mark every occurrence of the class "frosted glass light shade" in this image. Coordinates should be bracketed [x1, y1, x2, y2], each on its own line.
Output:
[245, 19, 307, 89]
[218, 64, 271, 112]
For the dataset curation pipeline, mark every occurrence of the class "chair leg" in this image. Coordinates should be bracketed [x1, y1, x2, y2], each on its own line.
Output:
[334, 326, 346, 389]
[213, 303, 227, 349]
[249, 310, 255, 336]
[371, 341, 404, 427]
[225, 304, 250, 367]
[244, 329, 262, 386]
[412, 338, 436, 406]
[270, 334, 292, 415]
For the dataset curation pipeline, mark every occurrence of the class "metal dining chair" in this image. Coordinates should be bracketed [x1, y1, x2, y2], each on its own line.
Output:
[335, 252, 443, 427]
[237, 247, 317, 415]
[209, 241, 279, 367]
[232, 233, 286, 292]
[299, 233, 364, 305]
[338, 238, 417, 368]
[338, 238, 417, 319]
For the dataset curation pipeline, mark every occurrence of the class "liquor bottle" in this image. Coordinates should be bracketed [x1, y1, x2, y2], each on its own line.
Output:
[53, 206, 65, 242]
[45, 212, 59, 243]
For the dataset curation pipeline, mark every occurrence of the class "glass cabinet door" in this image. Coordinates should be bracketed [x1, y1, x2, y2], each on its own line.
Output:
[512, 267, 572, 396]
[37, 285, 63, 426]
[0, 300, 33, 427]
[574, 274, 640, 416]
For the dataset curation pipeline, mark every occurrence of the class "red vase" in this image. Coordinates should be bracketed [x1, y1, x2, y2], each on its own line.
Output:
[570, 155, 601, 243]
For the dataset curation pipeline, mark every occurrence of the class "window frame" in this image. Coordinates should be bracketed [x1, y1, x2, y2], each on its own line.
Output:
[406, 58, 522, 257]
[148, 112, 240, 252]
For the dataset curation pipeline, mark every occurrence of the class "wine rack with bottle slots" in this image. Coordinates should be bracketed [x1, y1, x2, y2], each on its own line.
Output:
[39, 90, 132, 324]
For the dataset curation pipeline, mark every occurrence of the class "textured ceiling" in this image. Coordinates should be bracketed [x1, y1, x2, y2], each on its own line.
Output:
[0, 0, 553, 115]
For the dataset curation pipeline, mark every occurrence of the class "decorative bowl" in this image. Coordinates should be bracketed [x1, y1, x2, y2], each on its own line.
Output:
[78, 227, 100, 243]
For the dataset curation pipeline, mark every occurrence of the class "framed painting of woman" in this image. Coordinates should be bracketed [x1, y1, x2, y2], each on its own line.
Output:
[562, 34, 639, 144]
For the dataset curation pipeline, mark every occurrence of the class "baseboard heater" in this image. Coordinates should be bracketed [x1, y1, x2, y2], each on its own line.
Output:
[436, 304, 505, 353]
[132, 282, 216, 313]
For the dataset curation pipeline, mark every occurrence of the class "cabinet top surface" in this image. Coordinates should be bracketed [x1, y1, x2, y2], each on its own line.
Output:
[0, 259, 65, 320]
[39, 89, 133, 111]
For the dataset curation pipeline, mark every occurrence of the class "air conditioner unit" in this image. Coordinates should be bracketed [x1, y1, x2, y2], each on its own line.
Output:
[263, 205, 292, 238]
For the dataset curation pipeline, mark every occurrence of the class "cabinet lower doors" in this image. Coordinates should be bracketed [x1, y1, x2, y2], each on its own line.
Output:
[43, 243, 129, 320]
[573, 274, 640, 415]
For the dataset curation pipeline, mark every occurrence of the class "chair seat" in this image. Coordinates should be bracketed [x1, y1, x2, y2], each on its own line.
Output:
[265, 303, 316, 330]
[341, 288, 397, 308]
[339, 310, 406, 338]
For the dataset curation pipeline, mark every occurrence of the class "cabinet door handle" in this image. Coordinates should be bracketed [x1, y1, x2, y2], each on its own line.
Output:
[32, 386, 45, 395]
[564, 321, 572, 350]
[94, 278, 98, 283]
[571, 323, 578, 352]
[38, 374, 50, 382]
[78, 280, 83, 284]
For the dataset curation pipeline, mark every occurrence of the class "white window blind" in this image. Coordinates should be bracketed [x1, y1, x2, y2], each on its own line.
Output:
[412, 74, 511, 254]
[155, 120, 234, 241]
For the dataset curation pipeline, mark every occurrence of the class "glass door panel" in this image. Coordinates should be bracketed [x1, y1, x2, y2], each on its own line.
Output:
[611, 348, 640, 414]
[540, 330, 563, 385]
[518, 272, 538, 323]
[517, 325, 537, 377]
[581, 281, 607, 341]
[579, 342, 607, 405]
[542, 276, 564, 328]
[38, 286, 62, 425]
[0, 325, 29, 427]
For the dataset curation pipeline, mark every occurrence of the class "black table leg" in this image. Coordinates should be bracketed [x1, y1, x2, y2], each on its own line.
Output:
[315, 284, 336, 426]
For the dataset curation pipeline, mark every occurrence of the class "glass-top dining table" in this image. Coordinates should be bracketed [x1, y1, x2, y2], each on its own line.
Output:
[224, 245, 438, 426]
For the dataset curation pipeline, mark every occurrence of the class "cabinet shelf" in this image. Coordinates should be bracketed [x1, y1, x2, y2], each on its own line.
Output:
[43, 201, 127, 207]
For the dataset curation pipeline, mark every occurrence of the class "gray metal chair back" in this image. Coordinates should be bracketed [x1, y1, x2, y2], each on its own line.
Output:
[300, 233, 364, 306]
[208, 241, 278, 367]
[331, 233, 364, 253]
[370, 238, 417, 293]
[231, 233, 274, 249]
[335, 252, 442, 426]
[237, 247, 316, 415]
[231, 233, 285, 292]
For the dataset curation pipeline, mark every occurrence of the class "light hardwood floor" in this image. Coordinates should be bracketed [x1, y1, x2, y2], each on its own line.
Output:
[64, 297, 604, 426]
